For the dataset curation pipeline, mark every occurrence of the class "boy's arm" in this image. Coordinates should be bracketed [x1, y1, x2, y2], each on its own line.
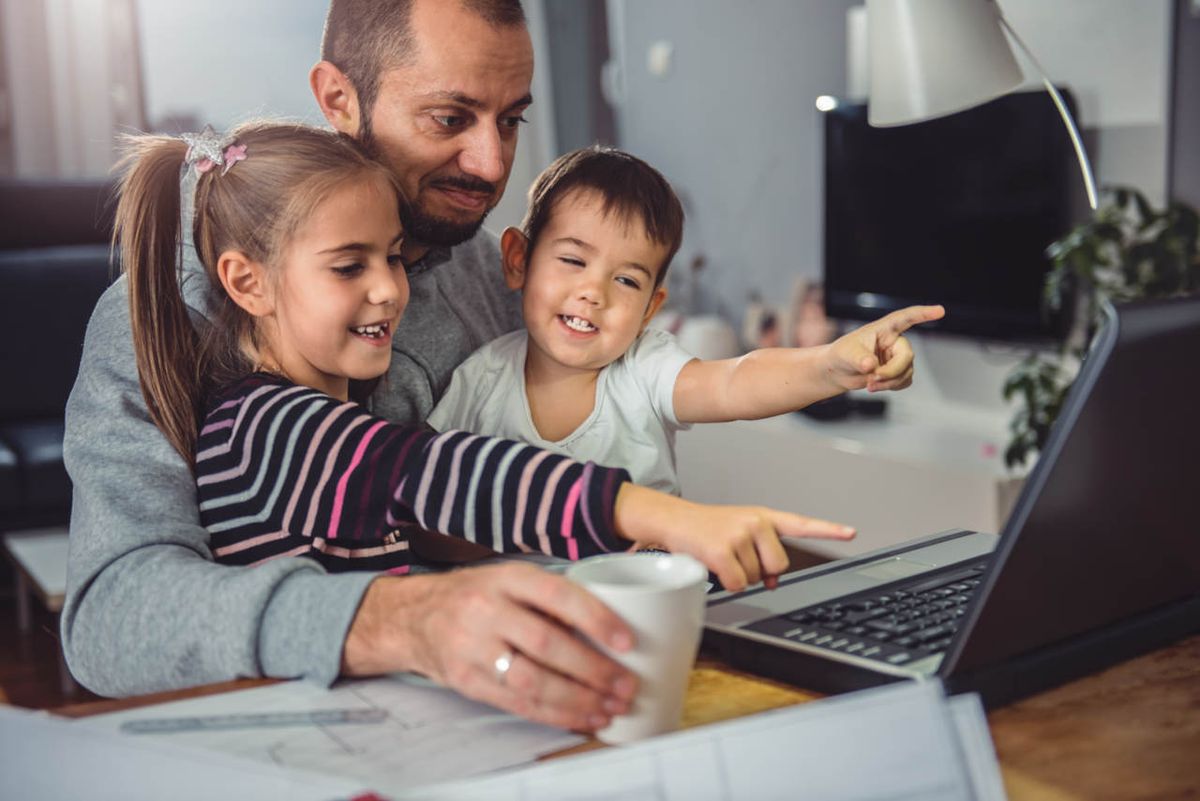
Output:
[673, 305, 946, 424]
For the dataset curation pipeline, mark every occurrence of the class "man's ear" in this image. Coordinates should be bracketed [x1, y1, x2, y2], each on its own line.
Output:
[641, 285, 669, 330]
[500, 226, 529, 291]
[310, 60, 362, 137]
[217, 251, 274, 317]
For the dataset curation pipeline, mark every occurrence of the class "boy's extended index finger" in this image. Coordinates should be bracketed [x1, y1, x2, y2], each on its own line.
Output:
[882, 304, 945, 337]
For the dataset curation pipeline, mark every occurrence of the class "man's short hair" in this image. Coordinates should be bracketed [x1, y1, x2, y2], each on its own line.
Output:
[321, 0, 526, 137]
[521, 146, 685, 288]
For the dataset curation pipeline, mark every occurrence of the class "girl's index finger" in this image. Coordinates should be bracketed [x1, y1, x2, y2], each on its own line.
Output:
[876, 305, 945, 348]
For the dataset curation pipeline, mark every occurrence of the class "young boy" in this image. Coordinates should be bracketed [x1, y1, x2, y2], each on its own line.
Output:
[428, 147, 944, 494]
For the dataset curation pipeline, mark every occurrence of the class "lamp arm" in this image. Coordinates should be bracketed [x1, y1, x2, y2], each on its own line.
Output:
[998, 14, 1099, 210]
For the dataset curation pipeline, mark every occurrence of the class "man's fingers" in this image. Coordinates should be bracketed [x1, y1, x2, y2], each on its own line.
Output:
[501, 603, 633, 697]
[771, 511, 856, 541]
[493, 564, 635, 654]
[460, 651, 618, 732]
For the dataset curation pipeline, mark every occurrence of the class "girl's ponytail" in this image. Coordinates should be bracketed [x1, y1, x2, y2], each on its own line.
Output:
[113, 136, 202, 467]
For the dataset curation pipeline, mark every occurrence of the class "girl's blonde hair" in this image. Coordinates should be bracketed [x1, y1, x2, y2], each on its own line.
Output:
[114, 121, 402, 467]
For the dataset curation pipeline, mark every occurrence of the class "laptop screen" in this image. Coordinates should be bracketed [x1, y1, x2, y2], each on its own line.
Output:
[948, 297, 1200, 675]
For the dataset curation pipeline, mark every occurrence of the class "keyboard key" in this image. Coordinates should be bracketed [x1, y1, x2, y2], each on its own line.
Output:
[823, 620, 846, 631]
[798, 631, 819, 642]
[829, 638, 850, 649]
[814, 634, 834, 646]
[861, 646, 882, 657]
[845, 626, 867, 635]
[845, 642, 865, 654]
[783, 627, 808, 640]
[886, 652, 912, 664]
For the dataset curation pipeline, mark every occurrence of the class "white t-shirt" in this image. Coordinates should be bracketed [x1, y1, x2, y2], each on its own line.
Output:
[428, 328, 696, 494]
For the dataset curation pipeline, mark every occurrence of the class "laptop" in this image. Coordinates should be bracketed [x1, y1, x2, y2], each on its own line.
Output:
[703, 297, 1200, 707]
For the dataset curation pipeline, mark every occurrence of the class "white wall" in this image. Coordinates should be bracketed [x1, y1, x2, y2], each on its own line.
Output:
[605, 0, 1174, 315]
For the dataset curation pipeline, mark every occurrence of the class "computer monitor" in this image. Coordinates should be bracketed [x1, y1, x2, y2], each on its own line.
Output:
[822, 90, 1079, 342]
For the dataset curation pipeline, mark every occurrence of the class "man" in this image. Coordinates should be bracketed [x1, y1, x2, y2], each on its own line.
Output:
[62, 0, 638, 733]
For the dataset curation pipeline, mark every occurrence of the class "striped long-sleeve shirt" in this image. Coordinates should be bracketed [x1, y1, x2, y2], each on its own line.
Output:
[196, 374, 631, 573]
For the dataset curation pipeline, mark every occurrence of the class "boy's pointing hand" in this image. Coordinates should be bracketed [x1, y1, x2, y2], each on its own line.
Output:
[825, 304, 945, 393]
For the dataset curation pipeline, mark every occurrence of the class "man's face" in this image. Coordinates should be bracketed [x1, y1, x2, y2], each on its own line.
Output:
[363, 0, 534, 255]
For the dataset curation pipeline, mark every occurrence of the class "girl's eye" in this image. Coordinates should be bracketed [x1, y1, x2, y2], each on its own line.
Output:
[332, 263, 365, 277]
[387, 254, 405, 270]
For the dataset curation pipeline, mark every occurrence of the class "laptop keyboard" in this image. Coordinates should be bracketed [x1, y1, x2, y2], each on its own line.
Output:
[744, 561, 988, 668]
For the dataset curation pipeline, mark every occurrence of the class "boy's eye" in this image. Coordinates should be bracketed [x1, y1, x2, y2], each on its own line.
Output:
[616, 275, 642, 290]
[332, 263, 365, 277]
[559, 256, 585, 268]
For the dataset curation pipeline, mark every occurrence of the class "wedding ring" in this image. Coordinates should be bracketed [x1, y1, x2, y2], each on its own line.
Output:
[494, 649, 516, 686]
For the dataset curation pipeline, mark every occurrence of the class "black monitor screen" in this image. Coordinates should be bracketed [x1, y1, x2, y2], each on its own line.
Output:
[822, 90, 1077, 341]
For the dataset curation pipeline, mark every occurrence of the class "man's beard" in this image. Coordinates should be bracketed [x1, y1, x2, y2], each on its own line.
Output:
[401, 197, 492, 248]
[361, 122, 496, 249]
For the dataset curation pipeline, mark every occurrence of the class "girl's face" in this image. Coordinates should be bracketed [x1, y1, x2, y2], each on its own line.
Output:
[266, 177, 408, 400]
[506, 189, 668, 377]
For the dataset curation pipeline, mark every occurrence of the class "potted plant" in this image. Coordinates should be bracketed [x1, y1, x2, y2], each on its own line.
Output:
[1003, 186, 1200, 469]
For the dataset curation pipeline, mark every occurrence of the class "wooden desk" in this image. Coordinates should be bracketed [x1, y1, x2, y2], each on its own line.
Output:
[56, 634, 1200, 801]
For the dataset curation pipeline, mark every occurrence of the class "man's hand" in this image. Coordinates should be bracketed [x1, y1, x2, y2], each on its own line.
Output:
[825, 305, 945, 393]
[342, 564, 638, 732]
[614, 484, 855, 592]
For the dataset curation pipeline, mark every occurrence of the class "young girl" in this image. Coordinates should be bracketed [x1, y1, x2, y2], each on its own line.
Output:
[114, 121, 852, 591]
[429, 146, 945, 495]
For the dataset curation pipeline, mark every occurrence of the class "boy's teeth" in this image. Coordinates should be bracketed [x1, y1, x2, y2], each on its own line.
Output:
[562, 315, 596, 332]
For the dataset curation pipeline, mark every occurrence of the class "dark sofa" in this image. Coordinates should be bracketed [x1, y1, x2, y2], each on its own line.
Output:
[0, 180, 116, 531]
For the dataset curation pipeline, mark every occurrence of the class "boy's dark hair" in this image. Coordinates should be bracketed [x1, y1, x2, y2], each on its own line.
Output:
[521, 146, 684, 287]
[321, 0, 526, 140]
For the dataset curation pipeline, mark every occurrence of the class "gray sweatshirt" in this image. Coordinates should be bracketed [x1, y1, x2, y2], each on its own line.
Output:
[61, 229, 522, 696]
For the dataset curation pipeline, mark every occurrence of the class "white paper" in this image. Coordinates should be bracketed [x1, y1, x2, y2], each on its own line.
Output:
[78, 674, 584, 793]
[0, 705, 362, 801]
[392, 681, 1005, 801]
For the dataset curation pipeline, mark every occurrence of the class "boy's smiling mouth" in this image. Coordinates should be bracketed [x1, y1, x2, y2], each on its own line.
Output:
[559, 314, 597, 333]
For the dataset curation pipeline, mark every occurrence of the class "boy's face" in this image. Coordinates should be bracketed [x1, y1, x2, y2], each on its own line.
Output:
[504, 189, 669, 376]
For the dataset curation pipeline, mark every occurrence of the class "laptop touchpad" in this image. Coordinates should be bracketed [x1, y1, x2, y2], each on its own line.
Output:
[852, 557, 933, 582]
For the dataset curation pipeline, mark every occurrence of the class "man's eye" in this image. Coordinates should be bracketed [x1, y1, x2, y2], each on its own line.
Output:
[332, 263, 365, 277]
[500, 114, 529, 130]
[433, 114, 466, 129]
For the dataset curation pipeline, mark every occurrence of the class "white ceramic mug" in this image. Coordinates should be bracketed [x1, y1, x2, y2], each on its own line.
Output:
[565, 553, 708, 744]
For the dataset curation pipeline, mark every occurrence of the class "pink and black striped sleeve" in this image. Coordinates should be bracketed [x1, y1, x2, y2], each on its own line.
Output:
[197, 377, 630, 566]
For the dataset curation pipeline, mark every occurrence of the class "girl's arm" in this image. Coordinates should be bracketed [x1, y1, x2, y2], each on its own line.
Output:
[672, 305, 945, 424]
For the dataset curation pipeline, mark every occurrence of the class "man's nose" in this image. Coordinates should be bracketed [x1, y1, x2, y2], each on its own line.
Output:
[457, 125, 506, 184]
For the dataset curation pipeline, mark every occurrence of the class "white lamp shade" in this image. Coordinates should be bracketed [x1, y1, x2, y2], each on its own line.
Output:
[866, 0, 1024, 127]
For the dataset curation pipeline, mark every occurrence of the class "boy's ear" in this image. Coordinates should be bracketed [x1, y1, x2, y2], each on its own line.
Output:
[310, 60, 362, 137]
[500, 226, 529, 291]
[641, 285, 669, 329]
[217, 251, 274, 317]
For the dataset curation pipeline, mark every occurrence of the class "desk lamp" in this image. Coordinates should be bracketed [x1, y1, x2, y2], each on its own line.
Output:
[865, 0, 1098, 210]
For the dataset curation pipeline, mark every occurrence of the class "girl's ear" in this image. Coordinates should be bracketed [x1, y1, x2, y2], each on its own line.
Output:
[500, 226, 530, 291]
[217, 251, 274, 317]
[310, 60, 361, 137]
[641, 285, 669, 330]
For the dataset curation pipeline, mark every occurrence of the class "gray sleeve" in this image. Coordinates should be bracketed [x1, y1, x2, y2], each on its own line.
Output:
[61, 280, 376, 696]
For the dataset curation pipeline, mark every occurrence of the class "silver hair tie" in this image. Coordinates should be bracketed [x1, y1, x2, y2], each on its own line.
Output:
[181, 125, 247, 176]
